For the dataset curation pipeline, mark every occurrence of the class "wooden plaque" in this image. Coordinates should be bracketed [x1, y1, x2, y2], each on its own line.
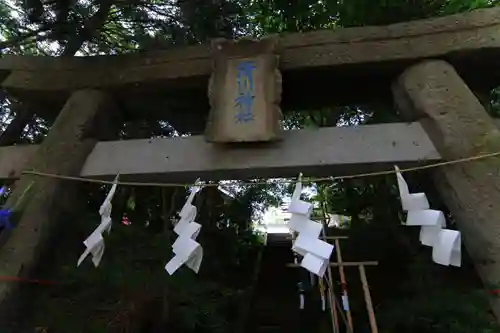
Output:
[205, 37, 282, 143]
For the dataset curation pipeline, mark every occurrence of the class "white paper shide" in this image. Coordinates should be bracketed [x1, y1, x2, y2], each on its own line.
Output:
[395, 166, 461, 267]
[77, 175, 119, 268]
[287, 176, 334, 277]
[165, 179, 204, 275]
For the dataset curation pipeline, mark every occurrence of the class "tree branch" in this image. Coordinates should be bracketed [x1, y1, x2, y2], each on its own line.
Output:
[61, 0, 114, 56]
[0, 25, 52, 51]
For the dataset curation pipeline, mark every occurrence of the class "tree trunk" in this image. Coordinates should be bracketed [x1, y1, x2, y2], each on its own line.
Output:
[0, 90, 118, 329]
[61, 0, 112, 56]
[0, 0, 112, 159]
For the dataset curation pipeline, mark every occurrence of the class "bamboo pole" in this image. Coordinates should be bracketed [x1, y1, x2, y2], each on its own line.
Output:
[319, 204, 340, 333]
[326, 278, 340, 333]
[334, 238, 354, 332]
[287, 261, 379, 268]
[359, 265, 378, 333]
[285, 235, 349, 241]
[319, 277, 327, 311]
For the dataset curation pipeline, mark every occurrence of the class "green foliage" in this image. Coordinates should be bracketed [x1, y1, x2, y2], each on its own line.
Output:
[378, 289, 498, 333]
[440, 0, 498, 15]
[245, 0, 499, 35]
[20, 198, 263, 333]
[490, 88, 500, 118]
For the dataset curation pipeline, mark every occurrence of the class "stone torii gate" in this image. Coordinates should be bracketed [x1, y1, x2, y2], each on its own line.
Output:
[0, 7, 500, 322]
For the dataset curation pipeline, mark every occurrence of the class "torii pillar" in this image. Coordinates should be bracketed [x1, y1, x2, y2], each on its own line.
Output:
[393, 60, 500, 320]
[0, 90, 119, 326]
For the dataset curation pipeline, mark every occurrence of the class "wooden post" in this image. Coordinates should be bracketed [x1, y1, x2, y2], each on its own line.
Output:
[319, 205, 340, 333]
[287, 261, 379, 268]
[287, 259, 380, 333]
[326, 278, 340, 333]
[206, 37, 282, 143]
[0, 90, 118, 324]
[359, 265, 378, 333]
[393, 60, 500, 321]
[334, 238, 354, 332]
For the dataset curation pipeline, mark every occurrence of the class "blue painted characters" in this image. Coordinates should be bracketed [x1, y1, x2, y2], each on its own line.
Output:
[234, 60, 256, 123]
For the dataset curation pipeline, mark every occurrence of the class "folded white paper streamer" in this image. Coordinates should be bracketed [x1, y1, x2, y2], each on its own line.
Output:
[179, 179, 202, 216]
[395, 166, 429, 211]
[293, 233, 334, 259]
[287, 174, 334, 277]
[406, 209, 446, 246]
[394, 166, 462, 268]
[288, 215, 322, 237]
[174, 206, 197, 235]
[77, 175, 119, 267]
[77, 230, 105, 267]
[288, 180, 313, 216]
[432, 229, 461, 267]
[166, 237, 203, 274]
[173, 179, 202, 230]
[168, 226, 203, 274]
[301, 252, 330, 277]
[180, 221, 201, 240]
[166, 179, 204, 275]
[293, 233, 333, 277]
[99, 175, 120, 224]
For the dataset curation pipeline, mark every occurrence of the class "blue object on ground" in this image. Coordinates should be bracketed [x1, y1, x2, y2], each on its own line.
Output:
[0, 209, 12, 230]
